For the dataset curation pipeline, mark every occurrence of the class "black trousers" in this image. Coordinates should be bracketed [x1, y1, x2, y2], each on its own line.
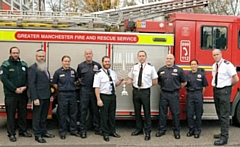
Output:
[213, 86, 232, 141]
[79, 87, 100, 133]
[32, 99, 50, 137]
[132, 88, 151, 134]
[158, 90, 180, 134]
[186, 90, 203, 135]
[5, 93, 28, 136]
[58, 92, 78, 136]
[99, 93, 116, 136]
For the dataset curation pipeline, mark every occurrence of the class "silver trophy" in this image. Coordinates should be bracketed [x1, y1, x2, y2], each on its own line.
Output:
[113, 52, 134, 96]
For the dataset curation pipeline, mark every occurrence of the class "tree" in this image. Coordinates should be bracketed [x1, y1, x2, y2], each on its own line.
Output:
[186, 0, 240, 16]
[80, 0, 119, 13]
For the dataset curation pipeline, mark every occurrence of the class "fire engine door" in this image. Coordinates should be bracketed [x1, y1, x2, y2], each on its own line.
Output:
[111, 44, 169, 113]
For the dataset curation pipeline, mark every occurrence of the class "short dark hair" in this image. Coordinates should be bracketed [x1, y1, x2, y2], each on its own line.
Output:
[61, 55, 71, 61]
[138, 50, 147, 57]
[36, 49, 44, 52]
[9, 46, 20, 53]
[102, 56, 110, 62]
[190, 59, 199, 65]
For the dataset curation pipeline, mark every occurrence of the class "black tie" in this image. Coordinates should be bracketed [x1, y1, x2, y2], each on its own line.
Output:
[138, 64, 143, 87]
[107, 70, 115, 93]
[215, 63, 219, 87]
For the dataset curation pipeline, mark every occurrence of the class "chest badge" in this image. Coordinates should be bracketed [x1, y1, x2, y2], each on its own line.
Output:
[197, 74, 202, 78]
[93, 65, 99, 71]
[71, 70, 74, 74]
[9, 69, 14, 71]
[173, 69, 178, 72]
[160, 71, 165, 75]
[59, 74, 65, 77]
[22, 67, 26, 71]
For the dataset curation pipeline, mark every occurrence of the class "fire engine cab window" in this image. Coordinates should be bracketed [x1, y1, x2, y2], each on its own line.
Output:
[201, 26, 227, 50]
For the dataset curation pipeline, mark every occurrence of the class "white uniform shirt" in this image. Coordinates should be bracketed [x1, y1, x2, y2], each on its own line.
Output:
[128, 62, 158, 89]
[93, 68, 119, 94]
[212, 58, 236, 88]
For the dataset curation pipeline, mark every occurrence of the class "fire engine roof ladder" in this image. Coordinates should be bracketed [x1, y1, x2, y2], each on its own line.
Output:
[89, 0, 209, 26]
[0, 0, 209, 30]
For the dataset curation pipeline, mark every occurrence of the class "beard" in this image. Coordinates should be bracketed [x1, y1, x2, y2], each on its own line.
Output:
[36, 61, 47, 71]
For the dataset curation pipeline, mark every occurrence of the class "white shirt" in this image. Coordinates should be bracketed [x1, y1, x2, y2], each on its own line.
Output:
[93, 68, 118, 94]
[212, 58, 236, 88]
[128, 62, 158, 89]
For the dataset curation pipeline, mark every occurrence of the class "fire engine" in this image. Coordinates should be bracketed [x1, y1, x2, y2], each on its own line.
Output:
[2, 0, 240, 125]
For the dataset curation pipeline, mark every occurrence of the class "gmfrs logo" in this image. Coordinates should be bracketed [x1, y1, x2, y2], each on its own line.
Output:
[180, 40, 190, 62]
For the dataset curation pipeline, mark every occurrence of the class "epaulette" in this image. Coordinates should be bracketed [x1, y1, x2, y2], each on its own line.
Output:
[224, 60, 229, 64]
[135, 63, 138, 65]
[147, 63, 152, 66]
[21, 61, 28, 67]
[95, 70, 101, 75]
[1, 60, 10, 67]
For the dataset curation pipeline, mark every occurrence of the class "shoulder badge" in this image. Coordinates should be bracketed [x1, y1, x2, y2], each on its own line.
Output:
[93, 65, 99, 71]
[0, 70, 3, 75]
[224, 60, 229, 64]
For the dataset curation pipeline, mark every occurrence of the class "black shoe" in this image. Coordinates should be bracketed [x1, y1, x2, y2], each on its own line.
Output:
[131, 130, 143, 136]
[35, 136, 46, 143]
[103, 135, 109, 142]
[60, 136, 66, 140]
[9, 135, 17, 142]
[71, 133, 80, 137]
[186, 131, 194, 137]
[43, 133, 55, 138]
[110, 132, 121, 138]
[194, 134, 200, 138]
[174, 134, 180, 139]
[80, 133, 87, 138]
[214, 134, 221, 139]
[214, 139, 227, 146]
[155, 131, 165, 137]
[145, 133, 151, 141]
[95, 131, 102, 136]
[19, 132, 32, 137]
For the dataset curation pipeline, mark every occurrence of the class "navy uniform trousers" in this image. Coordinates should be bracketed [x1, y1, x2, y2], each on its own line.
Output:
[186, 90, 203, 135]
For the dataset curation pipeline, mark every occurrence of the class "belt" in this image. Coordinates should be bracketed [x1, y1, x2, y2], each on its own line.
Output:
[58, 90, 75, 92]
[215, 85, 232, 89]
[100, 93, 115, 96]
[162, 89, 179, 93]
[133, 87, 150, 91]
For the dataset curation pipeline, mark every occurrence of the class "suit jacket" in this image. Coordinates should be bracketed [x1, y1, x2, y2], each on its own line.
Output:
[28, 63, 51, 100]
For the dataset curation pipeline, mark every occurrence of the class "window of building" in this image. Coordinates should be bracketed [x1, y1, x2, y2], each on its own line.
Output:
[201, 26, 227, 50]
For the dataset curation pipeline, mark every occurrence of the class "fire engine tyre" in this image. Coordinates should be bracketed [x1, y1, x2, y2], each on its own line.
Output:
[234, 102, 240, 126]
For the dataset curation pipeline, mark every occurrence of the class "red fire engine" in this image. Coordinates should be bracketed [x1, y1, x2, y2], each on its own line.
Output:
[125, 12, 240, 124]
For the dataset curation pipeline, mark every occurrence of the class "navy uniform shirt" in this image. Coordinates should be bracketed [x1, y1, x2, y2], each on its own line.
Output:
[52, 67, 77, 92]
[157, 65, 186, 92]
[77, 61, 101, 88]
[186, 70, 208, 91]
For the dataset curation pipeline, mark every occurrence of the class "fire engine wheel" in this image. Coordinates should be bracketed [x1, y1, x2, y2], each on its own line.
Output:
[234, 102, 240, 126]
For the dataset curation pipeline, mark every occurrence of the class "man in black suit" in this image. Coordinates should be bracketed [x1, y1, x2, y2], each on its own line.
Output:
[28, 49, 55, 143]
